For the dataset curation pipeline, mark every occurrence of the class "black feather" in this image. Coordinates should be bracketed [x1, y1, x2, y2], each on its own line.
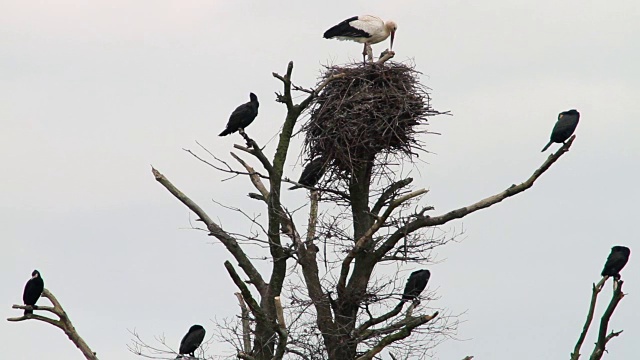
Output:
[178, 325, 206, 357]
[541, 109, 579, 152]
[401, 269, 430, 302]
[23, 270, 44, 315]
[324, 16, 371, 39]
[601, 246, 630, 279]
[219, 93, 259, 136]
[289, 158, 327, 190]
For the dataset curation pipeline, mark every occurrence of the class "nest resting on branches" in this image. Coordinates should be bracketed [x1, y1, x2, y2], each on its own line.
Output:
[303, 61, 443, 177]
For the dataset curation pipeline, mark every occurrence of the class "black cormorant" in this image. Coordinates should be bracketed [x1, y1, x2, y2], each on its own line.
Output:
[541, 109, 580, 152]
[177, 324, 206, 358]
[22, 270, 44, 315]
[401, 269, 430, 303]
[601, 246, 630, 280]
[289, 157, 327, 190]
[219, 93, 259, 136]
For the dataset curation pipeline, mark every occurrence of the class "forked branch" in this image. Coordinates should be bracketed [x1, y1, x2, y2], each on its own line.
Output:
[571, 277, 607, 360]
[589, 279, 625, 360]
[355, 311, 439, 360]
[152, 167, 268, 294]
[338, 189, 428, 293]
[8, 289, 99, 360]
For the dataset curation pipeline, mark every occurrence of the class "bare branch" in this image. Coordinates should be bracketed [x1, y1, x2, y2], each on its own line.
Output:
[127, 330, 182, 359]
[8, 289, 99, 360]
[355, 312, 439, 360]
[275, 296, 287, 330]
[152, 167, 267, 294]
[284, 179, 351, 200]
[375, 136, 577, 260]
[571, 277, 608, 360]
[376, 51, 396, 64]
[589, 279, 625, 360]
[238, 130, 275, 176]
[305, 191, 320, 246]
[272, 61, 295, 110]
[298, 73, 346, 111]
[231, 152, 270, 200]
[355, 302, 404, 336]
[235, 293, 252, 353]
[371, 178, 414, 215]
[338, 189, 428, 293]
[224, 261, 269, 325]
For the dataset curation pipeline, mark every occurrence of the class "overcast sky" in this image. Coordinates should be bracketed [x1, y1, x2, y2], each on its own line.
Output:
[2, 1, 639, 359]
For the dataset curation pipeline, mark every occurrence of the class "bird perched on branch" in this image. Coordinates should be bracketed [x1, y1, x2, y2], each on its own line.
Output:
[22, 270, 44, 315]
[219, 93, 259, 136]
[541, 109, 580, 152]
[289, 157, 327, 190]
[601, 246, 630, 280]
[401, 269, 430, 303]
[324, 15, 397, 62]
[177, 325, 206, 359]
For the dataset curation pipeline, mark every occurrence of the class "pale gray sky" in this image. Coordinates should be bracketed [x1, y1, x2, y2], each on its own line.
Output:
[2, 1, 639, 359]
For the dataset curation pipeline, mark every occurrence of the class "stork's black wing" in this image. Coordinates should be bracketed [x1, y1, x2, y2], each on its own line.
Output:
[324, 16, 370, 39]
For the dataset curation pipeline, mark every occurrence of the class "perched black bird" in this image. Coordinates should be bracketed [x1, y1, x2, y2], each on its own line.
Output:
[289, 157, 327, 190]
[177, 325, 206, 358]
[401, 269, 431, 302]
[601, 246, 631, 279]
[541, 109, 580, 152]
[219, 93, 259, 136]
[23, 270, 44, 315]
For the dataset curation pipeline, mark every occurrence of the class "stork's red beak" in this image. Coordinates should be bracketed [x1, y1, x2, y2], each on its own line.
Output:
[390, 31, 395, 50]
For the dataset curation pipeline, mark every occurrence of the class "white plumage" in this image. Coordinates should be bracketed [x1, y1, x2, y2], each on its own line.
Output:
[324, 15, 397, 61]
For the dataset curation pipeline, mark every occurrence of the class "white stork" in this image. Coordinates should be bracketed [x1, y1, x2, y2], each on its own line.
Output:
[323, 15, 397, 62]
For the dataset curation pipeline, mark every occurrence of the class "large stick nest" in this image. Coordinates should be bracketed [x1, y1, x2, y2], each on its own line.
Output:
[303, 61, 444, 177]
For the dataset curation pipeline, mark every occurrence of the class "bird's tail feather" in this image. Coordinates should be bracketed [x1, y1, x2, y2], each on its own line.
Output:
[541, 141, 553, 152]
[219, 129, 231, 136]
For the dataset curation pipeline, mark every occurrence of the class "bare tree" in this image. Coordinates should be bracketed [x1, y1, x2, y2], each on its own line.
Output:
[150, 57, 577, 360]
[571, 277, 626, 360]
[7, 289, 99, 360]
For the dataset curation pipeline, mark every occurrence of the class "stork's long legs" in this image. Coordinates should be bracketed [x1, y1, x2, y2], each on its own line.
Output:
[361, 43, 374, 63]
[366, 43, 374, 62]
[362, 43, 367, 63]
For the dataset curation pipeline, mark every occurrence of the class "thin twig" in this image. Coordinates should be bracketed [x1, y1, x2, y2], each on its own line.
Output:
[152, 167, 268, 295]
[355, 312, 439, 360]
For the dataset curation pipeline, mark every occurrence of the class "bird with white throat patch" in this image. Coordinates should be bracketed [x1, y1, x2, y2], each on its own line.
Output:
[323, 15, 397, 62]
